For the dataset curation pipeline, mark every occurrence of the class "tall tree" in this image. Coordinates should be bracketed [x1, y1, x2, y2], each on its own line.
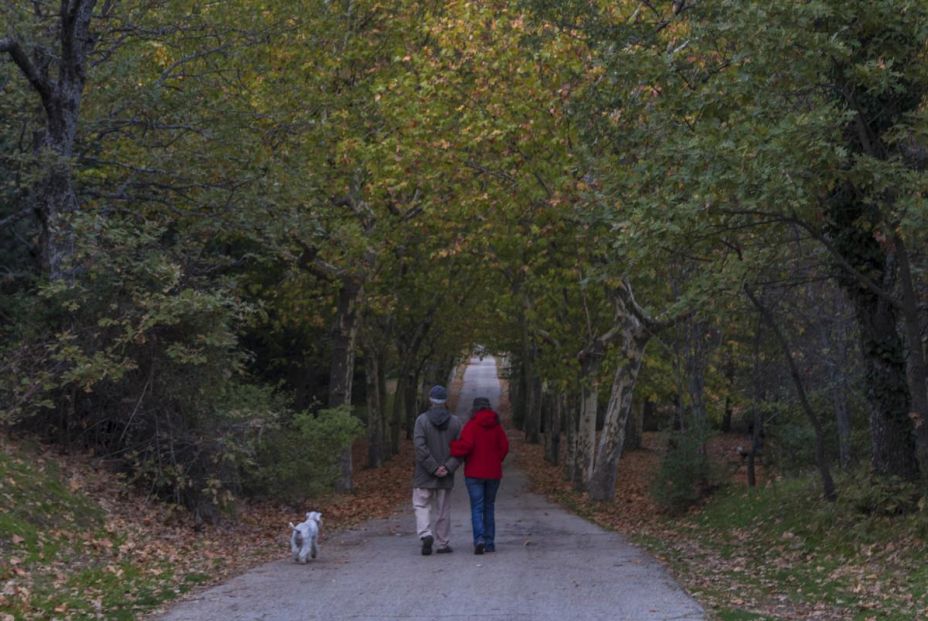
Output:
[1, 0, 108, 278]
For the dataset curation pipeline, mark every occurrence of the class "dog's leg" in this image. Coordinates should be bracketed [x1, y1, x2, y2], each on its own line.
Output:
[311, 536, 318, 559]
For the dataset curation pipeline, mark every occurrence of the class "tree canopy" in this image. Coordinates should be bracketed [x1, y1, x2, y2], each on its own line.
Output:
[2, 0, 927, 512]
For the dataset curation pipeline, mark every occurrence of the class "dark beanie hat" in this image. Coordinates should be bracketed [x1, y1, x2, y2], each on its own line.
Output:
[472, 397, 491, 410]
[429, 385, 448, 403]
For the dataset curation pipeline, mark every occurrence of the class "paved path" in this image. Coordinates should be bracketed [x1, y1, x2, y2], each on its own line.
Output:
[157, 356, 704, 621]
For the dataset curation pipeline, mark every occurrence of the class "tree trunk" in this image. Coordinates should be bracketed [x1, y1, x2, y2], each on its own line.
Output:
[563, 392, 578, 482]
[825, 295, 855, 470]
[747, 408, 763, 489]
[623, 398, 642, 452]
[377, 349, 390, 458]
[329, 280, 362, 492]
[588, 328, 649, 502]
[329, 282, 361, 408]
[541, 389, 553, 461]
[748, 322, 764, 489]
[1, 1, 98, 280]
[530, 373, 542, 441]
[683, 318, 709, 429]
[576, 377, 598, 491]
[522, 334, 541, 444]
[642, 399, 656, 432]
[364, 352, 383, 469]
[511, 356, 525, 431]
[721, 347, 735, 433]
[845, 278, 918, 479]
[828, 189, 918, 480]
[834, 380, 852, 470]
[896, 234, 928, 476]
[404, 369, 420, 439]
[390, 372, 406, 455]
[672, 394, 686, 432]
[36, 136, 79, 279]
[544, 391, 563, 465]
[746, 287, 837, 501]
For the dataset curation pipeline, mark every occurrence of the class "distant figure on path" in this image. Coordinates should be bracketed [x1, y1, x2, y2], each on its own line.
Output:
[412, 384, 463, 555]
[451, 397, 510, 554]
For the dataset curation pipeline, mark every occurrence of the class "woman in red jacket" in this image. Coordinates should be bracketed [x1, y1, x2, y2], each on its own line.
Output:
[450, 397, 510, 554]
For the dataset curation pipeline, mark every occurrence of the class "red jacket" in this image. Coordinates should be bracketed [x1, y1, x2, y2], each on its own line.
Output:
[450, 409, 509, 479]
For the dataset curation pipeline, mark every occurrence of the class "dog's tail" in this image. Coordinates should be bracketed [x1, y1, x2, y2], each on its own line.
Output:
[289, 521, 297, 530]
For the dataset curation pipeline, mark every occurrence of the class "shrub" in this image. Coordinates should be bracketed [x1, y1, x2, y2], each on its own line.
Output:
[766, 419, 818, 475]
[651, 427, 723, 514]
[245, 405, 364, 502]
[0, 215, 269, 518]
[837, 469, 922, 517]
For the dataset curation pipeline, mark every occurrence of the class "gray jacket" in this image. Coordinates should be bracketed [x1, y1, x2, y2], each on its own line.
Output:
[413, 406, 463, 489]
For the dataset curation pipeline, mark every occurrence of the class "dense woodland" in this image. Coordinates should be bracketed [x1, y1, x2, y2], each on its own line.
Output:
[1, 0, 927, 521]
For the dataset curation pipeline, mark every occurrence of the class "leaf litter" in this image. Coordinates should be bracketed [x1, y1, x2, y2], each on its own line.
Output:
[0, 435, 415, 620]
[497, 379, 928, 621]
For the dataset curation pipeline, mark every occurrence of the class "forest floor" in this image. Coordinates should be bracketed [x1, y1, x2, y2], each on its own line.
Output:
[0, 436, 415, 621]
[508, 405, 928, 618]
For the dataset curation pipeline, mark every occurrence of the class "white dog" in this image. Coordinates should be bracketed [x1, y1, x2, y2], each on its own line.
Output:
[289, 511, 322, 563]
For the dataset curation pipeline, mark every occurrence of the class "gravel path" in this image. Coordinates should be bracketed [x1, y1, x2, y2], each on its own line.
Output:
[155, 356, 704, 621]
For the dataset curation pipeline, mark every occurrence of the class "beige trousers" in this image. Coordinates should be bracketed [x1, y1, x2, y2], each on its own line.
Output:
[412, 487, 452, 548]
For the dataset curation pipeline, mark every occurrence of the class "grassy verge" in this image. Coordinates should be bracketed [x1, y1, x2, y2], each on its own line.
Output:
[643, 477, 928, 620]
[0, 431, 415, 621]
[514, 433, 928, 620]
[0, 440, 216, 621]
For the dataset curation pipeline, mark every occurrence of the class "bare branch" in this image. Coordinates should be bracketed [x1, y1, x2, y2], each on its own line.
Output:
[155, 43, 233, 87]
[0, 206, 34, 229]
[785, 215, 899, 308]
[100, 0, 117, 18]
[0, 37, 53, 103]
[293, 237, 346, 281]
[535, 328, 561, 349]
[61, 0, 99, 83]
[462, 158, 518, 186]
[616, 278, 689, 334]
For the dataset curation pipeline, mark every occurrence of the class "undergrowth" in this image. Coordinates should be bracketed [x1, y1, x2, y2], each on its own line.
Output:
[639, 475, 928, 620]
[0, 441, 205, 620]
[517, 430, 928, 620]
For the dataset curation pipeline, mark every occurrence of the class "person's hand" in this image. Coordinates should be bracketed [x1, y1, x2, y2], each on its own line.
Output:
[435, 465, 448, 477]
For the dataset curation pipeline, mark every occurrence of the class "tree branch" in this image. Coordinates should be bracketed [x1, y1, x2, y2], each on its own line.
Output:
[0, 206, 34, 229]
[614, 279, 686, 334]
[785, 215, 899, 308]
[0, 37, 53, 103]
[293, 237, 347, 281]
[61, 0, 90, 76]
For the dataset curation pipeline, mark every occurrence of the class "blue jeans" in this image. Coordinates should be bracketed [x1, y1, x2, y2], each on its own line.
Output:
[464, 477, 501, 548]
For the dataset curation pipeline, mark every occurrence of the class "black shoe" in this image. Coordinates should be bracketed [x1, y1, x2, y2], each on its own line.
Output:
[484, 545, 495, 553]
[436, 545, 453, 554]
[421, 535, 433, 556]
[474, 542, 485, 555]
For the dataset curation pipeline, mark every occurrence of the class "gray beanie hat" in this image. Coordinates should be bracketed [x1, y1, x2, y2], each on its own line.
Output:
[429, 385, 448, 403]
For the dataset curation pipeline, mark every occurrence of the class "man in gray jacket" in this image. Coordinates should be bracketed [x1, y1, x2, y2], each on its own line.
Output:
[413, 384, 463, 555]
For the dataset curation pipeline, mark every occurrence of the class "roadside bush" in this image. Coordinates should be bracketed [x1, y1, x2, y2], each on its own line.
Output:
[766, 418, 818, 475]
[0, 215, 270, 519]
[652, 428, 724, 514]
[245, 406, 364, 502]
[837, 469, 922, 517]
